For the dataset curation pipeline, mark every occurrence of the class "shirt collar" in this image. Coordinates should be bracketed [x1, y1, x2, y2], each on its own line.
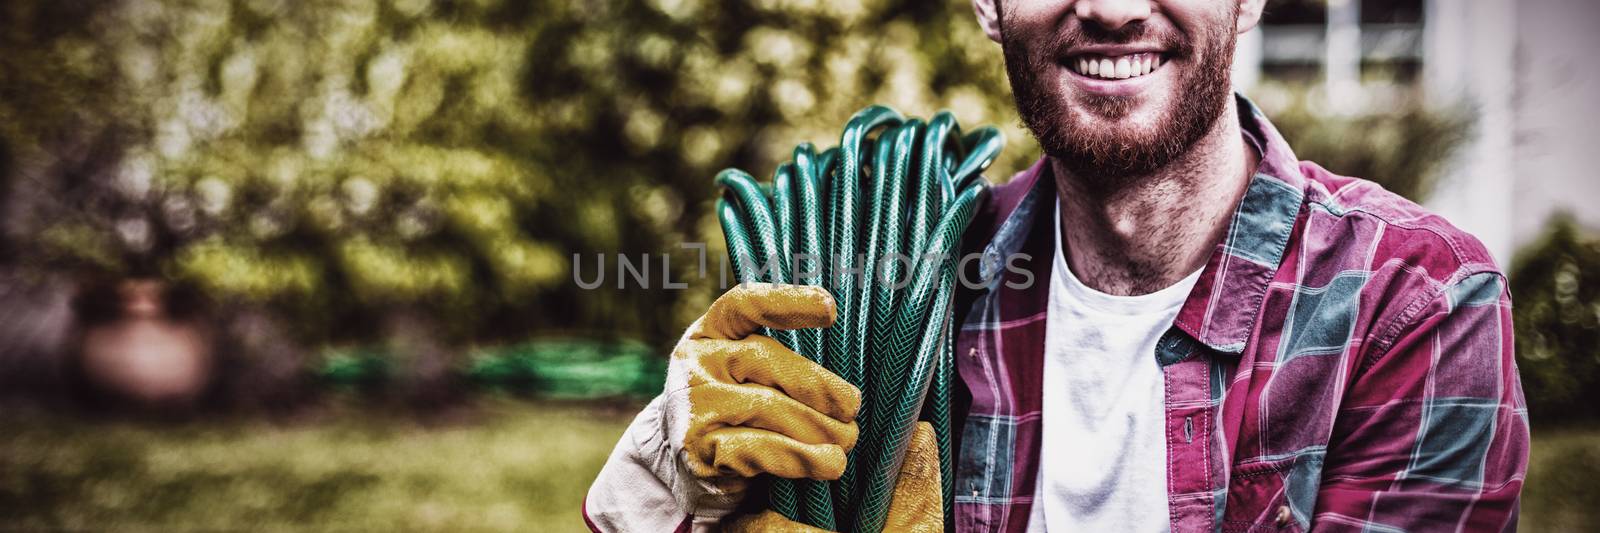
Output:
[1174, 96, 1306, 353]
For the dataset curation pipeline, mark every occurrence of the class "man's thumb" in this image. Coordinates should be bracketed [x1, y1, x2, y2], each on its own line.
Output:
[883, 421, 943, 533]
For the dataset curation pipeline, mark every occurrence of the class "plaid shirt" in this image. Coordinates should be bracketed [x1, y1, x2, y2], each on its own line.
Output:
[949, 96, 1529, 532]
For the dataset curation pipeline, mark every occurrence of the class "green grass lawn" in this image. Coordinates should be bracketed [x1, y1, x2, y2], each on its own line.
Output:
[0, 401, 638, 532]
[1, 403, 1595, 531]
[1520, 426, 1600, 532]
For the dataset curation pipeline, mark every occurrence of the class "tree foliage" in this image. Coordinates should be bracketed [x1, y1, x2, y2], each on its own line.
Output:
[1, 0, 1034, 347]
[1253, 82, 1474, 203]
[1511, 214, 1600, 424]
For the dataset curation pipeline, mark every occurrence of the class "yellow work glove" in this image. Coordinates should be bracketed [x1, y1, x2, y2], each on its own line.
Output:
[670, 283, 861, 478]
[723, 421, 944, 533]
[586, 283, 863, 531]
[670, 283, 861, 506]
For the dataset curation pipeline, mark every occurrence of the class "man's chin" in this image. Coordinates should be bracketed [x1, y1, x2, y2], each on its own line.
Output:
[1038, 100, 1190, 182]
[1064, 87, 1169, 120]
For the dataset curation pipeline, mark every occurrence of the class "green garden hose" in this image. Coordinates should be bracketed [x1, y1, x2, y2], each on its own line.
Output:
[715, 171, 803, 520]
[716, 104, 1003, 532]
[775, 160, 844, 516]
[827, 108, 904, 528]
[790, 144, 841, 528]
[852, 183, 981, 533]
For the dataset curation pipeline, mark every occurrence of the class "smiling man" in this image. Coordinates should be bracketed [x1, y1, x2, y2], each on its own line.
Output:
[585, 1, 1529, 531]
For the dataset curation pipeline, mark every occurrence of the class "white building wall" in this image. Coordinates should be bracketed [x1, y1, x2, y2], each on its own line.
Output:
[1236, 0, 1599, 266]
[1508, 0, 1600, 250]
[1233, 26, 1262, 93]
[1422, 0, 1517, 267]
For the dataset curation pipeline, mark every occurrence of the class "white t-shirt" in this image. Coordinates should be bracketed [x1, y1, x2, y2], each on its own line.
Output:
[1025, 199, 1201, 532]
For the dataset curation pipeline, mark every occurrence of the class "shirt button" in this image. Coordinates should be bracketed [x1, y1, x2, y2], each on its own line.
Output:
[968, 347, 977, 358]
[1275, 505, 1292, 527]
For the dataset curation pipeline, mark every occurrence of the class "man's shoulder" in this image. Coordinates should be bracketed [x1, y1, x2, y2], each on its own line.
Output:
[1292, 161, 1502, 289]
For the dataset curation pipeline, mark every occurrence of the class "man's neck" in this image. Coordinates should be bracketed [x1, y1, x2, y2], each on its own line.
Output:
[1053, 99, 1259, 296]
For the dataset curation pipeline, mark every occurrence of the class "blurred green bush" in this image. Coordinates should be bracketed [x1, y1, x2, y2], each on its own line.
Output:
[1510, 214, 1600, 425]
[0, 0, 1034, 353]
[464, 339, 664, 399]
[1250, 82, 1474, 202]
[316, 338, 665, 399]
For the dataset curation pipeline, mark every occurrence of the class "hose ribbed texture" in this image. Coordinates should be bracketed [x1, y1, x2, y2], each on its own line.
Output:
[714, 104, 1004, 532]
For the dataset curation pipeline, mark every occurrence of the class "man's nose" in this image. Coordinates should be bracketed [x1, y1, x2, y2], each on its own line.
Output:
[1073, 0, 1154, 31]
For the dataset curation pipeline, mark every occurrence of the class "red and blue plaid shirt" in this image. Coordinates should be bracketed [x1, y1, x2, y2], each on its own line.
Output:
[949, 96, 1529, 532]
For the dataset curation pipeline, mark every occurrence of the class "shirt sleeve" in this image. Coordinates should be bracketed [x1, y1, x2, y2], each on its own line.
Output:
[582, 395, 695, 533]
[1311, 272, 1529, 532]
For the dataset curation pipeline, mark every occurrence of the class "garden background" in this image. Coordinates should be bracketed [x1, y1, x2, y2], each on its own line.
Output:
[1, 0, 1596, 530]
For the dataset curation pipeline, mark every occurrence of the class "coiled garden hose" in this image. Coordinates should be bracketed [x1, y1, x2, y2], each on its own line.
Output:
[715, 104, 1003, 532]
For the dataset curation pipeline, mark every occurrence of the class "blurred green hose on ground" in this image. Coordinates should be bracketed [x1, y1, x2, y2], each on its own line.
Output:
[715, 105, 1002, 532]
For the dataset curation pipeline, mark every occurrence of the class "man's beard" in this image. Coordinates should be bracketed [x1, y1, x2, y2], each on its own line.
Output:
[1002, 18, 1236, 187]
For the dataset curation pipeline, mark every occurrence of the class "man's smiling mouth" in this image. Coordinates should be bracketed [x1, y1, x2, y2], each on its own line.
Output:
[1067, 52, 1166, 80]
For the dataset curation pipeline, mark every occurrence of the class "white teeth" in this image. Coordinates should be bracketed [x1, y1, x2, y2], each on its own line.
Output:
[1072, 53, 1163, 80]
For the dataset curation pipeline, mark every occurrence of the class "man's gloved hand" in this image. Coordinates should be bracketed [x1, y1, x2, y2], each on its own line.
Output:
[723, 421, 944, 533]
[584, 283, 862, 532]
[666, 283, 861, 482]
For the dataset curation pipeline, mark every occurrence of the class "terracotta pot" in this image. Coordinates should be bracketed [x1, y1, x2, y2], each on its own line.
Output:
[79, 279, 212, 407]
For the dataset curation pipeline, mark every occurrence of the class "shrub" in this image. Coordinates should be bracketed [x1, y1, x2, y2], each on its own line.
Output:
[1, 0, 1036, 351]
[1257, 83, 1474, 203]
[1510, 213, 1600, 424]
